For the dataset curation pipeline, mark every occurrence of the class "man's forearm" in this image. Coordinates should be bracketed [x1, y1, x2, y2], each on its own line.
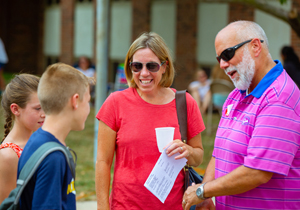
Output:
[202, 157, 215, 183]
[203, 165, 273, 198]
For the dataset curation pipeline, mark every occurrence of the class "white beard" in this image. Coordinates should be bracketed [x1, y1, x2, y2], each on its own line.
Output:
[226, 47, 255, 90]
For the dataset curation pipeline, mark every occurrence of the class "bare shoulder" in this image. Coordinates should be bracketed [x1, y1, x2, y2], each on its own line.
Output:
[0, 148, 19, 172]
[0, 148, 19, 203]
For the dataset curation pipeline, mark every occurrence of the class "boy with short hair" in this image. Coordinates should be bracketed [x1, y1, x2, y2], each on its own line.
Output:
[17, 63, 94, 210]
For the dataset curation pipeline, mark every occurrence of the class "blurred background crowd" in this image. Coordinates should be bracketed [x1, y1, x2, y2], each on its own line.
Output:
[0, 0, 300, 97]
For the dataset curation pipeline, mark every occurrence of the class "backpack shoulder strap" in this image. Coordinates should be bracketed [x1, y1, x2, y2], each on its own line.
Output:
[14, 142, 76, 205]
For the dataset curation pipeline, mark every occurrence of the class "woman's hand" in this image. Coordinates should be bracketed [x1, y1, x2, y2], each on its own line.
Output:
[195, 198, 216, 210]
[165, 139, 190, 160]
[165, 133, 204, 167]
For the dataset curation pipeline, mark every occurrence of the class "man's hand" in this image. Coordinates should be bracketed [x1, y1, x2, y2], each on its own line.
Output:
[182, 183, 204, 210]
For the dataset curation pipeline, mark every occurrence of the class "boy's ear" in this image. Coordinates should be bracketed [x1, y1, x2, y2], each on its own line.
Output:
[71, 93, 80, 109]
[10, 103, 20, 116]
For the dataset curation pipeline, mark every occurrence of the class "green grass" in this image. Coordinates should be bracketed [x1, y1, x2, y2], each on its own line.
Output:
[0, 98, 221, 201]
[66, 108, 97, 200]
[201, 113, 220, 168]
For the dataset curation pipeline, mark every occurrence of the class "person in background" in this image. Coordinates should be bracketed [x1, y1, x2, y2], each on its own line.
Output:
[182, 20, 300, 210]
[188, 69, 211, 115]
[209, 63, 234, 113]
[0, 38, 8, 93]
[95, 32, 205, 210]
[280, 46, 300, 87]
[76, 56, 96, 103]
[76, 56, 96, 79]
[0, 74, 44, 203]
[211, 63, 233, 84]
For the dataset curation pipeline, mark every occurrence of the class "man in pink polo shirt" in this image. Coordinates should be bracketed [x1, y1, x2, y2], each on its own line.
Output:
[182, 21, 300, 210]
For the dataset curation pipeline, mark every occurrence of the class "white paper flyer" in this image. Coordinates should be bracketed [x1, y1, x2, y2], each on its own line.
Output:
[144, 150, 187, 203]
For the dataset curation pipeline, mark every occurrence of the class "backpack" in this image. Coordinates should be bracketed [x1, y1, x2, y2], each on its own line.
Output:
[0, 142, 76, 210]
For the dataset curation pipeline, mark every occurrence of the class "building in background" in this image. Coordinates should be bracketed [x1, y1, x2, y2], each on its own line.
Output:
[0, 0, 297, 90]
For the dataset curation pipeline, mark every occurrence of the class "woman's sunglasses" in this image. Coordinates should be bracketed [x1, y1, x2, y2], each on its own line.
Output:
[216, 39, 264, 63]
[130, 61, 166, 73]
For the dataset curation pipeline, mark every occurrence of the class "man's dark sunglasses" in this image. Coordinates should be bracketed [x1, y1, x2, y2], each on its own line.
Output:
[130, 61, 166, 73]
[216, 39, 264, 63]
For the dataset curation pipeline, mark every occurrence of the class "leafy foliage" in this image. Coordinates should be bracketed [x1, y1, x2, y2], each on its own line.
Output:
[279, 0, 287, 4]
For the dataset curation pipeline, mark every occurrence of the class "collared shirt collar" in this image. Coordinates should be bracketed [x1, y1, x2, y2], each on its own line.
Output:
[240, 60, 283, 98]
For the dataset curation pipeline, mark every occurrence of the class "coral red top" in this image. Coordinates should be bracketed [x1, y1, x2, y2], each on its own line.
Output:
[96, 88, 205, 210]
[0, 142, 23, 158]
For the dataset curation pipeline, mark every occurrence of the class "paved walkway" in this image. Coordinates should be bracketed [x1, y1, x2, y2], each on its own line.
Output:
[77, 201, 97, 210]
[76, 197, 215, 210]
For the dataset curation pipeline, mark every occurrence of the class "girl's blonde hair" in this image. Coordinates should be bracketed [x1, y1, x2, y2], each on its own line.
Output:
[1, 74, 40, 142]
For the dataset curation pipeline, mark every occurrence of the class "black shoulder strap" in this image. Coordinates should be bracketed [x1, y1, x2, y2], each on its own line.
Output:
[175, 90, 187, 142]
[15, 142, 76, 205]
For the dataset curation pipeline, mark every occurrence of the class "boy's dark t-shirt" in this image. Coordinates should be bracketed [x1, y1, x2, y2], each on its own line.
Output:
[17, 128, 76, 210]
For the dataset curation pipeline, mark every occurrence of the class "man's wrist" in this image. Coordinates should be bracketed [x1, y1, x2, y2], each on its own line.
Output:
[196, 182, 210, 200]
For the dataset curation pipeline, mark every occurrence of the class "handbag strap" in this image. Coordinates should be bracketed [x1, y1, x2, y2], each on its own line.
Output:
[175, 90, 190, 190]
[175, 90, 187, 142]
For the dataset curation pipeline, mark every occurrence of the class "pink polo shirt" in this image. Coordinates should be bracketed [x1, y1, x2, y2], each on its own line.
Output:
[213, 60, 300, 209]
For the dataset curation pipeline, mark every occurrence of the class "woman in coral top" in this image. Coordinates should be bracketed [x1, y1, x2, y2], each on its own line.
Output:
[95, 32, 205, 210]
[0, 74, 45, 203]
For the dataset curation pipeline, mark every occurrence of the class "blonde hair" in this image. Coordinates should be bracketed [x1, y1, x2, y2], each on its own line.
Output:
[1, 74, 40, 142]
[124, 32, 175, 88]
[38, 63, 93, 114]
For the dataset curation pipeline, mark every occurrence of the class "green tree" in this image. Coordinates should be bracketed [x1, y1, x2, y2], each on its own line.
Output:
[200, 0, 300, 37]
